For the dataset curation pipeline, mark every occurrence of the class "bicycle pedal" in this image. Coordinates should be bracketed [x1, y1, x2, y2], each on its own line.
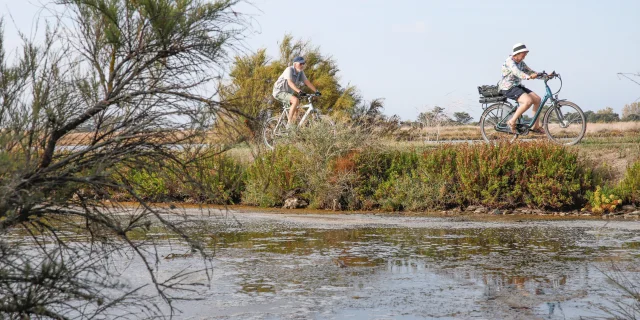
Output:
[515, 125, 529, 136]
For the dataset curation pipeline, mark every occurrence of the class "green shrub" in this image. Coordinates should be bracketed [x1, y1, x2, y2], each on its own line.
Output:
[128, 168, 170, 201]
[113, 152, 245, 204]
[349, 150, 417, 208]
[369, 151, 442, 211]
[520, 143, 590, 208]
[242, 146, 304, 206]
[413, 146, 460, 208]
[290, 123, 378, 209]
[115, 140, 595, 211]
[361, 142, 592, 211]
[185, 153, 246, 204]
[455, 142, 590, 209]
[617, 160, 640, 204]
[352, 150, 394, 207]
[456, 143, 525, 207]
[585, 185, 623, 214]
[374, 171, 445, 211]
[243, 123, 380, 209]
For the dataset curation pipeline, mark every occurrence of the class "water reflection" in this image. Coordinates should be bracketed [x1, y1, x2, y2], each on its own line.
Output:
[202, 225, 638, 319]
[15, 219, 633, 319]
[212, 226, 634, 272]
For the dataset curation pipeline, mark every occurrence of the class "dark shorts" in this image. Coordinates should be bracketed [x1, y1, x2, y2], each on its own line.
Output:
[500, 85, 532, 101]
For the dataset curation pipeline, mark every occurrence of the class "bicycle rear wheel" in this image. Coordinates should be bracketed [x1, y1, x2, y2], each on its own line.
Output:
[480, 103, 518, 144]
[542, 101, 586, 145]
[263, 116, 287, 150]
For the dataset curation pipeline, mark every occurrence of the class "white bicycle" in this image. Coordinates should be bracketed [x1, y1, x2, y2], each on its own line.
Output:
[263, 93, 335, 150]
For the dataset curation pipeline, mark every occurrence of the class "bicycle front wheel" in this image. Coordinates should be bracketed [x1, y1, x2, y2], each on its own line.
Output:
[480, 103, 517, 144]
[542, 101, 586, 145]
[263, 116, 287, 150]
[311, 114, 335, 127]
[301, 113, 336, 132]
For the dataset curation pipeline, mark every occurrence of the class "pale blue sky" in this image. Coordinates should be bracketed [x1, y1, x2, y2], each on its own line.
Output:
[239, 0, 640, 120]
[3, 0, 639, 120]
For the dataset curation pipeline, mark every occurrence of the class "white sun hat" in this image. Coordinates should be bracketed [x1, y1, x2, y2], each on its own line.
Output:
[512, 43, 529, 55]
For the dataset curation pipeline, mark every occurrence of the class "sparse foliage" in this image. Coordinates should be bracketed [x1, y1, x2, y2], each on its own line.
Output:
[417, 106, 452, 141]
[349, 98, 400, 136]
[622, 102, 640, 121]
[453, 111, 473, 125]
[600, 262, 640, 320]
[0, 0, 248, 318]
[417, 106, 451, 126]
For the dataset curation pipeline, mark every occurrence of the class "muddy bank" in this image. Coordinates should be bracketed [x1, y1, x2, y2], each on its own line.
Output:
[176, 206, 640, 230]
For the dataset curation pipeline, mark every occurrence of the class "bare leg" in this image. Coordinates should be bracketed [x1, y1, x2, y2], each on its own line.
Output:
[287, 96, 300, 125]
[529, 92, 542, 129]
[507, 93, 534, 131]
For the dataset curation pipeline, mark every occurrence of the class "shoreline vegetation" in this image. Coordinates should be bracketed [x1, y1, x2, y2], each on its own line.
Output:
[98, 202, 640, 220]
[95, 123, 640, 216]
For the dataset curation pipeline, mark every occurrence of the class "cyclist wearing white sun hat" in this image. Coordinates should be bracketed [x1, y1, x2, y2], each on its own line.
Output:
[498, 43, 543, 134]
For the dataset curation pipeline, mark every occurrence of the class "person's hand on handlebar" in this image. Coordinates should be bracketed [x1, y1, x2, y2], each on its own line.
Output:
[529, 73, 538, 80]
[298, 91, 308, 97]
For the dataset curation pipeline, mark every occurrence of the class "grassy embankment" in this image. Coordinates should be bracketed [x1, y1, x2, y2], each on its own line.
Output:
[108, 123, 640, 214]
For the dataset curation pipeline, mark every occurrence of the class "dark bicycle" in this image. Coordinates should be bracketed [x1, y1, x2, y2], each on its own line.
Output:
[478, 71, 586, 145]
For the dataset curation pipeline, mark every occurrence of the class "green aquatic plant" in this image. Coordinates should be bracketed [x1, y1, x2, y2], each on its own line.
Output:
[585, 185, 623, 214]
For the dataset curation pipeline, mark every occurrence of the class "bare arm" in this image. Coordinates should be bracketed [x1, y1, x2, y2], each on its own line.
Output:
[303, 78, 317, 92]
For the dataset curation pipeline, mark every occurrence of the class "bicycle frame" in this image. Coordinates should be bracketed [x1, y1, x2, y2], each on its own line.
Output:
[263, 93, 332, 150]
[276, 95, 319, 128]
[298, 101, 317, 126]
[497, 74, 562, 132]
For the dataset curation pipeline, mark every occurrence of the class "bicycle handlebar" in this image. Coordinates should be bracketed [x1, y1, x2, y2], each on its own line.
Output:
[536, 70, 560, 81]
[298, 92, 320, 97]
[536, 70, 563, 95]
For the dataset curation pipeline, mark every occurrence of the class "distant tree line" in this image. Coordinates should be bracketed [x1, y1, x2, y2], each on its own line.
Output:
[584, 103, 640, 122]
[412, 102, 640, 127]
[416, 107, 474, 126]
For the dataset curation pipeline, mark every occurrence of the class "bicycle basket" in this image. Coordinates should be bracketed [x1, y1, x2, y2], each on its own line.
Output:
[477, 85, 502, 98]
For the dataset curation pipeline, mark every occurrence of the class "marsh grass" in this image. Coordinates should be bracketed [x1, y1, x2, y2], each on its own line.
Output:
[242, 133, 594, 211]
[243, 122, 379, 208]
[104, 126, 640, 211]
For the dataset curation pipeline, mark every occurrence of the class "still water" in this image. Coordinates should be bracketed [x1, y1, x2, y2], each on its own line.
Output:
[125, 213, 640, 319]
